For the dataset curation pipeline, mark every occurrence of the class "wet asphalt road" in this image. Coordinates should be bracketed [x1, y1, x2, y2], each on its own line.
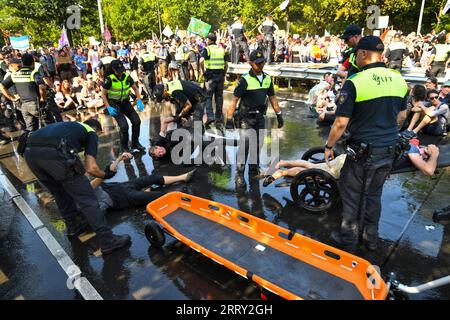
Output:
[1, 92, 450, 300]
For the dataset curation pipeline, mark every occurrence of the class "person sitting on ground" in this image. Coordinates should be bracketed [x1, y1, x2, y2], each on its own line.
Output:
[401, 84, 428, 129]
[90, 152, 197, 211]
[80, 74, 103, 109]
[57, 79, 79, 110]
[315, 88, 337, 125]
[425, 77, 438, 91]
[307, 72, 334, 116]
[401, 89, 449, 138]
[263, 139, 439, 187]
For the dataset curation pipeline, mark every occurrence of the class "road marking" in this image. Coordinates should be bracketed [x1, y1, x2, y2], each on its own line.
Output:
[0, 168, 103, 300]
[0, 269, 8, 285]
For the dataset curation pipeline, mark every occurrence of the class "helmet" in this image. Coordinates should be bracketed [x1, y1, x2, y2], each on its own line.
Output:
[153, 84, 165, 103]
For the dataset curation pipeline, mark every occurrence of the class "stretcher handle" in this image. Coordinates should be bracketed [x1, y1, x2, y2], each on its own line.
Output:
[396, 275, 450, 294]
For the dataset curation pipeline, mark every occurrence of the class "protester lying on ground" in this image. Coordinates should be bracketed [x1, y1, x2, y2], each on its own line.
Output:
[89, 152, 197, 210]
[401, 89, 449, 138]
[262, 139, 439, 186]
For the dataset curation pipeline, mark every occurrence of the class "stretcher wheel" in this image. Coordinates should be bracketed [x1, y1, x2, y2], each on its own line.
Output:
[145, 222, 166, 247]
[301, 147, 326, 164]
[290, 169, 339, 213]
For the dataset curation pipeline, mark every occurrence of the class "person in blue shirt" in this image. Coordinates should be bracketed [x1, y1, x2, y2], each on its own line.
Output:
[73, 48, 88, 78]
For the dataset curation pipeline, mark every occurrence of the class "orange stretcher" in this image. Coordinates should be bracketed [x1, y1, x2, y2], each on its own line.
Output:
[145, 191, 388, 300]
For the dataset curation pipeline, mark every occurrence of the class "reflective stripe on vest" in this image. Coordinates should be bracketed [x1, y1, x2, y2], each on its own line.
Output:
[11, 68, 38, 83]
[243, 73, 272, 91]
[78, 122, 95, 133]
[107, 73, 131, 101]
[347, 67, 408, 103]
[142, 52, 156, 62]
[349, 52, 358, 69]
[101, 56, 116, 65]
[205, 45, 225, 70]
[167, 80, 183, 96]
[434, 44, 450, 62]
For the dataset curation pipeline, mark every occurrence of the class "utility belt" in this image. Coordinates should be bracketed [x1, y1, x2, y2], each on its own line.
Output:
[233, 107, 265, 129]
[345, 142, 394, 162]
[24, 136, 86, 175]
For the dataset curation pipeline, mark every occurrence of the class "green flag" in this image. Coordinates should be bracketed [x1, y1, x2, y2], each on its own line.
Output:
[187, 17, 211, 38]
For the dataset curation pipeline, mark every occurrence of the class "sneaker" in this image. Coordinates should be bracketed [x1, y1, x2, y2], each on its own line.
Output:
[99, 234, 132, 255]
[399, 129, 417, 139]
[131, 142, 146, 152]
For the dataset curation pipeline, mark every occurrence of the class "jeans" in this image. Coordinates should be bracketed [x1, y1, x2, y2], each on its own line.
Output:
[21, 100, 40, 132]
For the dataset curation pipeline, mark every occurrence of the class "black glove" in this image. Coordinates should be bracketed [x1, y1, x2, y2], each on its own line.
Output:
[225, 118, 235, 130]
[103, 164, 117, 180]
[276, 112, 284, 129]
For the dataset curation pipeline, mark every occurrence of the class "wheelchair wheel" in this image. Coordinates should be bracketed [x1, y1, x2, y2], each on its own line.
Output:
[301, 147, 326, 164]
[290, 169, 340, 213]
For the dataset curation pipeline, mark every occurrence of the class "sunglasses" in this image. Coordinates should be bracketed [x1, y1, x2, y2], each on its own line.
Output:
[429, 96, 439, 100]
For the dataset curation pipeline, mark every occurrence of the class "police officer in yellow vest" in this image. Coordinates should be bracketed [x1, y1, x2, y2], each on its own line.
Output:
[324, 36, 408, 253]
[0, 53, 46, 132]
[175, 36, 190, 81]
[225, 49, 283, 179]
[427, 33, 450, 78]
[22, 119, 132, 254]
[336, 24, 362, 80]
[200, 32, 229, 131]
[258, 14, 279, 64]
[153, 80, 205, 125]
[101, 60, 146, 152]
[139, 45, 157, 100]
[98, 47, 117, 80]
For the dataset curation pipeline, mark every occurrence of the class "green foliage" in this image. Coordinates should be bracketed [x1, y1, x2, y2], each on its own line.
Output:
[0, 0, 447, 48]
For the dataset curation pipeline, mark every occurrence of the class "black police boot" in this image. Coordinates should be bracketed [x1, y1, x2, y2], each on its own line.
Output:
[131, 142, 146, 152]
[66, 218, 91, 240]
[122, 143, 131, 153]
[236, 164, 245, 174]
[98, 234, 132, 255]
[330, 231, 357, 253]
[433, 206, 450, 222]
[362, 228, 379, 251]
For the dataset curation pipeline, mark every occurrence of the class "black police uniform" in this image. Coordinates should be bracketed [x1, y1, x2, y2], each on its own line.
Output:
[233, 68, 275, 173]
[103, 72, 141, 150]
[230, 21, 249, 64]
[341, 47, 359, 78]
[333, 61, 408, 249]
[97, 55, 117, 79]
[201, 45, 229, 125]
[1, 66, 42, 132]
[139, 52, 157, 98]
[23, 122, 114, 240]
[167, 80, 205, 123]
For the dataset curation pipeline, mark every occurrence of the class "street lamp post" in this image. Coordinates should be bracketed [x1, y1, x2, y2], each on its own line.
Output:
[97, 0, 105, 35]
[156, 0, 163, 40]
[417, 0, 426, 35]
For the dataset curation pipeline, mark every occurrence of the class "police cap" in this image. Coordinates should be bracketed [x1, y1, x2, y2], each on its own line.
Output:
[355, 36, 384, 52]
[249, 50, 266, 64]
[153, 84, 165, 103]
[110, 59, 125, 73]
[340, 24, 362, 40]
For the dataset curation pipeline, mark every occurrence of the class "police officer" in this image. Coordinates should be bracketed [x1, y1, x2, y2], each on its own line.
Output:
[225, 49, 283, 178]
[97, 47, 117, 80]
[101, 59, 146, 152]
[384, 33, 409, 71]
[22, 119, 131, 254]
[175, 36, 189, 80]
[139, 45, 157, 100]
[258, 14, 279, 64]
[324, 36, 408, 252]
[153, 80, 205, 125]
[230, 16, 250, 64]
[200, 32, 228, 131]
[336, 24, 362, 80]
[0, 53, 46, 132]
[427, 33, 450, 78]
[156, 40, 170, 82]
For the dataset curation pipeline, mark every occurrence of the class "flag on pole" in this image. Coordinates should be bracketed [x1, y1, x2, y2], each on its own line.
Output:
[59, 26, 70, 48]
[443, 0, 450, 15]
[279, 0, 290, 11]
[104, 24, 111, 42]
[152, 31, 160, 46]
[162, 25, 173, 38]
[187, 18, 211, 38]
[10, 35, 30, 50]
